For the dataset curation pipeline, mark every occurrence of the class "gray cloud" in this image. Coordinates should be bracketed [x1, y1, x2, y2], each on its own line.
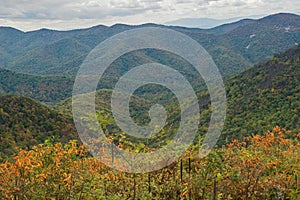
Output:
[0, 0, 161, 19]
[0, 0, 299, 31]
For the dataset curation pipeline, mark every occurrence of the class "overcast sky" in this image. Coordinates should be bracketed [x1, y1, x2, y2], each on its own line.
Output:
[0, 0, 299, 31]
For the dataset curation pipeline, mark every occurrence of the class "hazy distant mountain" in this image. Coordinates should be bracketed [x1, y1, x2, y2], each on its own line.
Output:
[205, 19, 256, 34]
[164, 15, 264, 29]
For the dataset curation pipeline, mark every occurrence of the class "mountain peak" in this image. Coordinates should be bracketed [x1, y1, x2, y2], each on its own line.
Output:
[259, 12, 300, 23]
[0, 26, 24, 34]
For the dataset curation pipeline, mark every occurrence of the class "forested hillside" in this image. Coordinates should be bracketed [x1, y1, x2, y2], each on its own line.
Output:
[0, 95, 77, 160]
[218, 44, 300, 143]
[0, 68, 73, 102]
[57, 45, 300, 147]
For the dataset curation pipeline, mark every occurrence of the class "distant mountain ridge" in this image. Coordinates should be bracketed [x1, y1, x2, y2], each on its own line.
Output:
[0, 13, 300, 77]
[164, 15, 262, 29]
[0, 13, 299, 103]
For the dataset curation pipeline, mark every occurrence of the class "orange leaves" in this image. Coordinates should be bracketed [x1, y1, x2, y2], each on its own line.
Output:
[62, 173, 71, 182]
[272, 125, 282, 134]
[0, 140, 92, 199]
[36, 173, 48, 181]
[220, 126, 300, 199]
[267, 160, 281, 170]
[227, 139, 239, 149]
[0, 126, 299, 199]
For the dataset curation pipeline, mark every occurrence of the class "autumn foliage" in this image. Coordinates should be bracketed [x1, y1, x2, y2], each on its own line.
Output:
[0, 126, 299, 199]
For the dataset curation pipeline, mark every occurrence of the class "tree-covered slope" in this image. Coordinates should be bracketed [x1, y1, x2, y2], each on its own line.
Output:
[188, 13, 300, 77]
[0, 68, 74, 102]
[0, 45, 299, 162]
[218, 44, 300, 143]
[222, 13, 300, 64]
[10, 38, 91, 75]
[56, 45, 300, 148]
[0, 95, 77, 159]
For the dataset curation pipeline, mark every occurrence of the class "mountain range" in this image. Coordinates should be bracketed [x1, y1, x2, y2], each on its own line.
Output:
[0, 13, 299, 103]
[164, 15, 264, 29]
[1, 44, 299, 157]
[0, 12, 299, 158]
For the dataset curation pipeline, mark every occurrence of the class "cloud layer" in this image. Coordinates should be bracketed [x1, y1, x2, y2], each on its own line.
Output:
[0, 0, 299, 30]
